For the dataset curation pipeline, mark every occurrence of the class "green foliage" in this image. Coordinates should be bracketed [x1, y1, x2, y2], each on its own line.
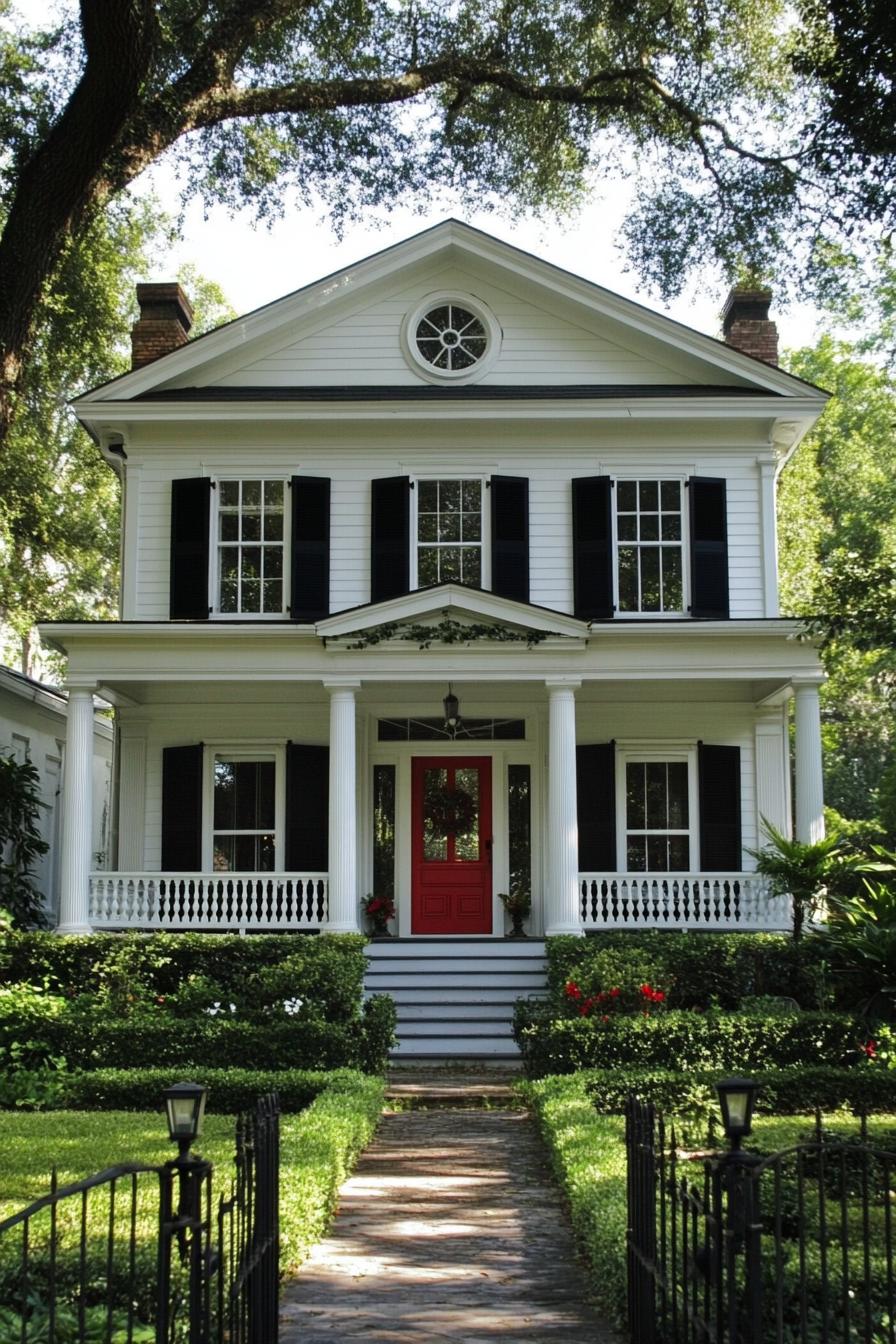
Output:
[52, 1067, 354, 1113]
[514, 1007, 861, 1078]
[820, 859, 896, 1018]
[544, 932, 831, 1009]
[0, 932, 392, 1076]
[0, 754, 48, 928]
[749, 821, 864, 942]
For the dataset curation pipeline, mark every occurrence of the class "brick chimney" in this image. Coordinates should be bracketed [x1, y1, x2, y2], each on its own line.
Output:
[721, 288, 778, 366]
[131, 283, 194, 368]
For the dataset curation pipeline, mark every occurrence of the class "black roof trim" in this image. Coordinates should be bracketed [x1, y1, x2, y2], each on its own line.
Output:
[132, 383, 774, 404]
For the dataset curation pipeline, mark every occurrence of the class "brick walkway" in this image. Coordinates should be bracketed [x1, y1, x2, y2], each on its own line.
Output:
[279, 1104, 620, 1342]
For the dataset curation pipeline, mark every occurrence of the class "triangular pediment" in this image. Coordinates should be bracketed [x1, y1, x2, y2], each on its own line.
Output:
[76, 220, 827, 413]
[317, 585, 588, 646]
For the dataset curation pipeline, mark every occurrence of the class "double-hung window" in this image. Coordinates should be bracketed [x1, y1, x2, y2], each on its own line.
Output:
[217, 479, 286, 615]
[210, 752, 279, 872]
[615, 479, 684, 615]
[620, 752, 695, 872]
[415, 479, 484, 587]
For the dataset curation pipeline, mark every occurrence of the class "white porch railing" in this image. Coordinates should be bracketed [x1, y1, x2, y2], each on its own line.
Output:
[579, 873, 791, 931]
[88, 873, 329, 931]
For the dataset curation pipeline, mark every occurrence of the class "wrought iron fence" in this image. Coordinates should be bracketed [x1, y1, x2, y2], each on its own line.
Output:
[626, 1095, 896, 1344]
[0, 1093, 280, 1343]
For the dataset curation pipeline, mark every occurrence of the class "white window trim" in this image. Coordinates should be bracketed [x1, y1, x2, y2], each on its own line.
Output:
[615, 745, 699, 873]
[400, 291, 502, 384]
[411, 474, 491, 591]
[611, 474, 690, 619]
[209, 475, 290, 620]
[202, 745, 286, 871]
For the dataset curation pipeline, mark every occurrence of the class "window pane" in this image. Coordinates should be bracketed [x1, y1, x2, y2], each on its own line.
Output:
[462, 511, 481, 541]
[241, 548, 262, 581]
[242, 480, 261, 508]
[219, 481, 239, 508]
[668, 836, 690, 870]
[639, 513, 659, 542]
[242, 511, 261, 542]
[667, 762, 689, 825]
[640, 548, 661, 611]
[214, 760, 236, 828]
[241, 580, 260, 612]
[661, 513, 681, 541]
[220, 551, 238, 580]
[454, 767, 480, 861]
[440, 547, 461, 582]
[418, 480, 438, 511]
[626, 763, 646, 828]
[263, 510, 283, 542]
[627, 836, 647, 870]
[645, 762, 667, 828]
[263, 580, 282, 612]
[213, 836, 236, 871]
[439, 512, 460, 542]
[220, 512, 239, 542]
[232, 760, 274, 829]
[418, 548, 438, 586]
[618, 481, 637, 511]
[423, 768, 448, 860]
[662, 549, 683, 611]
[646, 835, 668, 871]
[462, 480, 481, 512]
[418, 513, 438, 542]
[451, 345, 477, 370]
[508, 765, 531, 908]
[220, 580, 238, 612]
[618, 548, 638, 610]
[266, 548, 283, 579]
[639, 481, 658, 511]
[440, 480, 460, 512]
[618, 514, 637, 541]
[462, 548, 481, 586]
[373, 765, 396, 900]
[264, 480, 283, 508]
[661, 480, 680, 510]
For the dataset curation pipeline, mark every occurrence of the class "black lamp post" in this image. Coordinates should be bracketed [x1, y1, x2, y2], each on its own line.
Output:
[443, 685, 461, 736]
[162, 1079, 211, 1341]
[715, 1077, 761, 1152]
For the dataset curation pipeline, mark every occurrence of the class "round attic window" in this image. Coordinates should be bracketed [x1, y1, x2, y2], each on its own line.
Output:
[403, 293, 500, 382]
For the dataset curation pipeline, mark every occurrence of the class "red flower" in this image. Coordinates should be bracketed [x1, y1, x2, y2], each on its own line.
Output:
[863, 1040, 877, 1059]
[601, 1014, 610, 1023]
[564, 980, 583, 1000]
[610, 987, 621, 998]
[155, 995, 166, 1005]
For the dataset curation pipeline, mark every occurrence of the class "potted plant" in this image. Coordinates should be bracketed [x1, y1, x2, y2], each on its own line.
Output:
[362, 892, 396, 938]
[499, 884, 531, 938]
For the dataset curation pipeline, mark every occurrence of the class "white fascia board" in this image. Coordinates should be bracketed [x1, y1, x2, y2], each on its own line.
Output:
[317, 584, 589, 638]
[73, 394, 826, 432]
[38, 621, 320, 657]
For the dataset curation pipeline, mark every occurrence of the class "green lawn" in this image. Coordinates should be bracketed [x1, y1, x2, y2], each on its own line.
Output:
[0, 1073, 384, 1336]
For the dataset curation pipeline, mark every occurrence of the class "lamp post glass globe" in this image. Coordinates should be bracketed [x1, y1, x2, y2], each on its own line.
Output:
[716, 1077, 760, 1144]
[164, 1082, 207, 1145]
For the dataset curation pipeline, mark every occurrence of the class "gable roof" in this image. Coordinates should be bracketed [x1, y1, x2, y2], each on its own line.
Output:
[76, 220, 827, 409]
[317, 583, 589, 643]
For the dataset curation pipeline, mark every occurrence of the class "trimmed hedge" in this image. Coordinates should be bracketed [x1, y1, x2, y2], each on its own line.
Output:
[546, 931, 830, 1010]
[55, 1067, 361, 1113]
[514, 1005, 862, 1077]
[570, 1065, 896, 1116]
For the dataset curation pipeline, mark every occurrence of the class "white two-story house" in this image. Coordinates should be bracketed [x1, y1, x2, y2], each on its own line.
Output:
[43, 220, 827, 950]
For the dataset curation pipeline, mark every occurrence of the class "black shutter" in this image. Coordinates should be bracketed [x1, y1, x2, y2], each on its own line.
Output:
[698, 743, 742, 870]
[161, 744, 203, 870]
[576, 743, 617, 870]
[285, 744, 329, 871]
[290, 476, 330, 621]
[371, 476, 410, 602]
[689, 477, 729, 618]
[170, 478, 211, 619]
[572, 477, 614, 620]
[490, 475, 529, 602]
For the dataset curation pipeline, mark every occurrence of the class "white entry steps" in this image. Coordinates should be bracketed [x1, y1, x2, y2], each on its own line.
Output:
[364, 938, 548, 1058]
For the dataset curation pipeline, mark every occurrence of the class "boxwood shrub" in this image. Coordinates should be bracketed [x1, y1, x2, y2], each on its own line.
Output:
[514, 1005, 861, 1077]
[546, 931, 831, 1010]
[56, 1067, 369, 1114]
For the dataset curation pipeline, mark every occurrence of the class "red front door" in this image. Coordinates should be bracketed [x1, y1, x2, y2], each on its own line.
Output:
[411, 757, 492, 934]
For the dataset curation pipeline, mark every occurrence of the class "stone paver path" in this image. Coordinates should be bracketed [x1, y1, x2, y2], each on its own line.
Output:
[280, 1106, 619, 1342]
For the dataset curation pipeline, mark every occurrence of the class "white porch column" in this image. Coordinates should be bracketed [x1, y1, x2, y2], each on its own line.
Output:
[325, 680, 362, 932]
[56, 685, 95, 934]
[545, 678, 583, 936]
[793, 679, 825, 843]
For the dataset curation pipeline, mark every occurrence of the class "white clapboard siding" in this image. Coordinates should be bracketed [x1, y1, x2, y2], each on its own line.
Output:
[207, 267, 700, 388]
[126, 440, 769, 621]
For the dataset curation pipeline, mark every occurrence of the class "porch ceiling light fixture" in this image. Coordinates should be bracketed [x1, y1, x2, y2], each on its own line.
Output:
[443, 684, 461, 736]
[715, 1077, 760, 1149]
